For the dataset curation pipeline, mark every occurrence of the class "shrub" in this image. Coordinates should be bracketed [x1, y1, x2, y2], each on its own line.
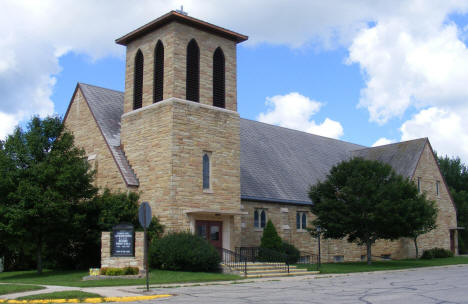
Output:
[260, 220, 282, 251]
[123, 266, 139, 275]
[282, 242, 300, 264]
[100, 267, 108, 275]
[421, 248, 454, 259]
[104, 268, 125, 276]
[150, 232, 220, 272]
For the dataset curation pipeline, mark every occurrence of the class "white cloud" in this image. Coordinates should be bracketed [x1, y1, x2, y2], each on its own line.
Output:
[372, 137, 395, 147]
[257, 92, 344, 139]
[400, 107, 468, 159]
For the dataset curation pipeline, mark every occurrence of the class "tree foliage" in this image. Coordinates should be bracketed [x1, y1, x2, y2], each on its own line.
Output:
[260, 220, 282, 251]
[309, 157, 437, 264]
[0, 116, 96, 273]
[437, 154, 468, 253]
[0, 116, 155, 271]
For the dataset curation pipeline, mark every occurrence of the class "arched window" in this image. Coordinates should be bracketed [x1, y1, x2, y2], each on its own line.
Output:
[133, 49, 144, 110]
[213, 47, 225, 108]
[254, 210, 259, 228]
[260, 210, 266, 228]
[153, 40, 164, 103]
[254, 209, 267, 229]
[186, 39, 200, 102]
[202, 153, 210, 189]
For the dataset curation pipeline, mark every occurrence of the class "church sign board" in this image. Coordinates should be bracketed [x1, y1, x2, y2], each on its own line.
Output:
[111, 223, 134, 257]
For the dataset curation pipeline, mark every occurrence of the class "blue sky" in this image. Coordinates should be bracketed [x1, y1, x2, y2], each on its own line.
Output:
[2, 1, 468, 160]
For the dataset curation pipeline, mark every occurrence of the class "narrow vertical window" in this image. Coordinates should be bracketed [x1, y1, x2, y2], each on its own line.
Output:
[213, 47, 225, 108]
[302, 213, 307, 229]
[186, 39, 200, 102]
[260, 210, 266, 228]
[436, 181, 440, 196]
[202, 153, 210, 190]
[297, 212, 307, 230]
[417, 177, 421, 193]
[296, 212, 300, 230]
[254, 210, 259, 228]
[133, 49, 144, 110]
[153, 40, 164, 103]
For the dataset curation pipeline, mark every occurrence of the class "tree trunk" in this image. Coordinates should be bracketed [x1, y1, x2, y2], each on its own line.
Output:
[413, 237, 419, 259]
[36, 235, 42, 274]
[366, 240, 372, 265]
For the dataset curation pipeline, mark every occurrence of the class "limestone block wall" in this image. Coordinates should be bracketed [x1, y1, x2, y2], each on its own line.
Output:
[123, 22, 237, 113]
[409, 143, 458, 255]
[63, 88, 128, 192]
[101, 231, 144, 271]
[120, 98, 241, 248]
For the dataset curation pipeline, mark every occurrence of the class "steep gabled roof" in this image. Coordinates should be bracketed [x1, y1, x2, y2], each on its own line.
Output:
[75, 83, 139, 187]
[240, 119, 364, 204]
[351, 138, 427, 179]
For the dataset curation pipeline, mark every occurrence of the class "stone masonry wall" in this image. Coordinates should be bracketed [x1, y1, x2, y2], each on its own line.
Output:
[240, 142, 458, 261]
[123, 21, 237, 114]
[120, 98, 242, 249]
[63, 88, 128, 192]
[101, 232, 144, 272]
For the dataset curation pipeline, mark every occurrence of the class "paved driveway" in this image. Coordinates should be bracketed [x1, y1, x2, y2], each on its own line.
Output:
[147, 265, 468, 304]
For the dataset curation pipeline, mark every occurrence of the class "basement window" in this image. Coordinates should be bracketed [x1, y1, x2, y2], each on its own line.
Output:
[334, 255, 344, 263]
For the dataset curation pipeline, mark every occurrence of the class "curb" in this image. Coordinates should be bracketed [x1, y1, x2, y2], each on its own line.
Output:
[0, 295, 172, 303]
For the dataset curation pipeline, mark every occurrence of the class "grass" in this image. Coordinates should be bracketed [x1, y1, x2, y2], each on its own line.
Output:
[0, 269, 241, 287]
[297, 256, 468, 274]
[17, 290, 101, 300]
[0, 284, 45, 296]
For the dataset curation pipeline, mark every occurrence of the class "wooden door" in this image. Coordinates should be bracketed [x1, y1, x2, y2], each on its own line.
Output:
[196, 220, 223, 251]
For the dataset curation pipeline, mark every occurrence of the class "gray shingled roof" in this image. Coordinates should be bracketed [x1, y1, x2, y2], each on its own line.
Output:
[74, 83, 428, 204]
[78, 83, 139, 187]
[351, 138, 427, 178]
[240, 119, 364, 204]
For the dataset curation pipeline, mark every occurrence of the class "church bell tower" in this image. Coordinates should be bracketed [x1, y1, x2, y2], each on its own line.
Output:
[116, 10, 248, 250]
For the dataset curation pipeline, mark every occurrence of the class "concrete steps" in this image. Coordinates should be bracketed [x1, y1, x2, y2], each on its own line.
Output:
[221, 262, 319, 278]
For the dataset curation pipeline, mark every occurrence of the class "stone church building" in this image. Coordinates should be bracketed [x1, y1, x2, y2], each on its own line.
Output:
[63, 11, 459, 262]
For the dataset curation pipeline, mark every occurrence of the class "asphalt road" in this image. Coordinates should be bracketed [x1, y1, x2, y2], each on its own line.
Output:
[147, 265, 468, 304]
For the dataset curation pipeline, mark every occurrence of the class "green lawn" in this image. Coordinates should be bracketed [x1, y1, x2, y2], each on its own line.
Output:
[297, 256, 468, 274]
[18, 291, 101, 300]
[0, 269, 240, 287]
[0, 284, 44, 296]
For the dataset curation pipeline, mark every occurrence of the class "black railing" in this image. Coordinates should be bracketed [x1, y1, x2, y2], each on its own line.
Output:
[235, 247, 290, 273]
[221, 248, 247, 275]
[298, 251, 319, 270]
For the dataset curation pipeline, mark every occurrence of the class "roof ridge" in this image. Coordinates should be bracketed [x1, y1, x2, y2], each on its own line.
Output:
[352, 137, 428, 152]
[78, 82, 124, 94]
[240, 117, 366, 148]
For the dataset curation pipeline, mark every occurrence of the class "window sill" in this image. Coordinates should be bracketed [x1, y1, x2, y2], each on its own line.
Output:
[203, 189, 213, 194]
[254, 228, 264, 232]
[296, 229, 308, 233]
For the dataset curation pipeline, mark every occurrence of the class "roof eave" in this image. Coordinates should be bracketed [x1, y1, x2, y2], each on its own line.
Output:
[115, 11, 248, 46]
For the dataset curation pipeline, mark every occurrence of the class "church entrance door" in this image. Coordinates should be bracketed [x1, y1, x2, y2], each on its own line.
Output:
[195, 220, 223, 253]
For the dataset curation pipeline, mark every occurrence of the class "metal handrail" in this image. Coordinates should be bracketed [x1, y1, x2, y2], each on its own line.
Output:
[221, 248, 247, 276]
[235, 247, 290, 273]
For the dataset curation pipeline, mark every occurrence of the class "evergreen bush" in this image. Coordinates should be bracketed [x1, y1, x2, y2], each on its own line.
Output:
[282, 242, 300, 264]
[260, 220, 283, 251]
[149, 232, 220, 272]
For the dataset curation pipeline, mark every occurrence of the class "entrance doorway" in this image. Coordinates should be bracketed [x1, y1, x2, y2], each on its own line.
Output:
[195, 220, 223, 252]
[450, 230, 456, 253]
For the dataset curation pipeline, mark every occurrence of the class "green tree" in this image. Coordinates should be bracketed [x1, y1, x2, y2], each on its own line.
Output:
[260, 220, 282, 251]
[437, 154, 468, 253]
[0, 116, 96, 273]
[309, 157, 438, 265]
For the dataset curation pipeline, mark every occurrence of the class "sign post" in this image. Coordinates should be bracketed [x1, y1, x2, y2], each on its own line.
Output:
[138, 202, 152, 292]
